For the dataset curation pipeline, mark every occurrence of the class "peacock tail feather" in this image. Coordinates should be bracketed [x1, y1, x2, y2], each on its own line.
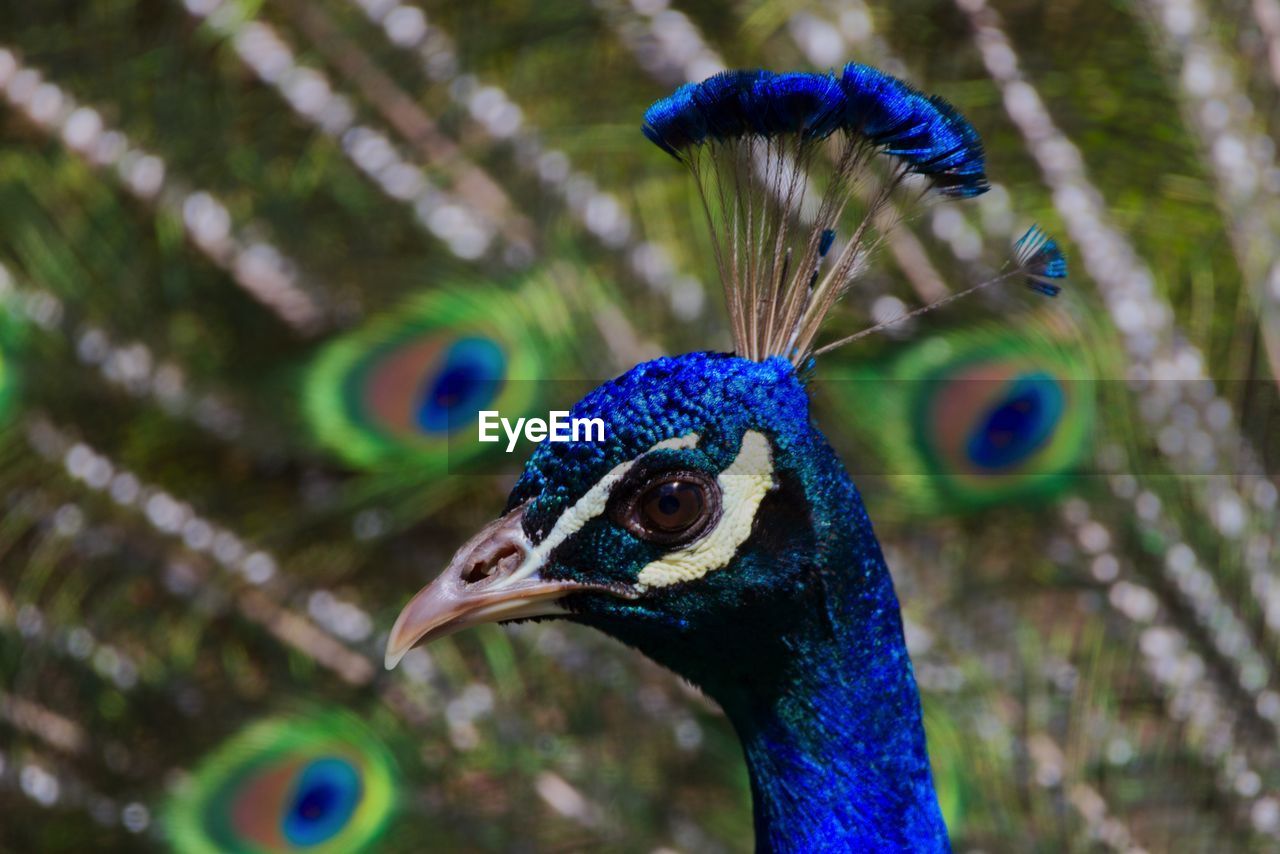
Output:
[302, 272, 584, 471]
[827, 309, 1095, 515]
[163, 710, 398, 854]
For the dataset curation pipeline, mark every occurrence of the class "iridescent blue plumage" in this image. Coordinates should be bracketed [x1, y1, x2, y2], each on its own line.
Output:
[641, 81, 706, 158]
[643, 70, 846, 154]
[692, 69, 770, 139]
[504, 353, 949, 851]
[838, 62, 918, 139]
[838, 64, 988, 198]
[641, 64, 988, 199]
[384, 355, 952, 850]
[638, 64, 991, 364]
[818, 228, 836, 257]
[753, 72, 846, 139]
[510, 354, 807, 526]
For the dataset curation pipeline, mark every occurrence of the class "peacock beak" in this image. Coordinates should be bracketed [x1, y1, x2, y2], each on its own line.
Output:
[384, 506, 603, 670]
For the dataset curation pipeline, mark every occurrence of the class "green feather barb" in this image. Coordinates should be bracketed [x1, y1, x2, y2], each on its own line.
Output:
[0, 303, 23, 427]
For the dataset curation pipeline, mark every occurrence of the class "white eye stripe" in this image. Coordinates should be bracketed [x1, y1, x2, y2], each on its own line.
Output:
[636, 430, 774, 590]
[649, 434, 700, 452]
[488, 432, 701, 591]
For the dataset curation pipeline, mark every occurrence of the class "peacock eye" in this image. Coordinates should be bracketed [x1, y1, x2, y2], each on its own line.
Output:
[613, 471, 719, 546]
[642, 480, 704, 531]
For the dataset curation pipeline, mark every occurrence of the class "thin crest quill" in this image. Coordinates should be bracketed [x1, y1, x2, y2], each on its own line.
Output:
[812, 223, 1070, 356]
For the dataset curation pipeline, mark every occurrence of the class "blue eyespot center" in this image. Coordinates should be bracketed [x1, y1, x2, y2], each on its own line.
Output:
[282, 757, 362, 846]
[416, 337, 506, 434]
[966, 372, 1063, 470]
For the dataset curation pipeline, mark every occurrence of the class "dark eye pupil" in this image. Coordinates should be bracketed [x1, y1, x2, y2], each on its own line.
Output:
[641, 481, 704, 532]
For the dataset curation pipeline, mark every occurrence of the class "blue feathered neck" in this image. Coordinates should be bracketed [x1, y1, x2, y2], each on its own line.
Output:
[511, 353, 947, 851]
[728, 430, 947, 852]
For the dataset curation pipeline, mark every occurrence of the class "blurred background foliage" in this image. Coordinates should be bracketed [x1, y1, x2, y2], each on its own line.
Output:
[0, 0, 1278, 850]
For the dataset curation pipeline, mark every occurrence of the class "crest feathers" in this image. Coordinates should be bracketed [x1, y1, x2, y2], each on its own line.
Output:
[642, 64, 990, 366]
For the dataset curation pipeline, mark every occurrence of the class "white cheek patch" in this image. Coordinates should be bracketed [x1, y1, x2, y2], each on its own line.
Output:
[636, 430, 774, 591]
[488, 432, 700, 591]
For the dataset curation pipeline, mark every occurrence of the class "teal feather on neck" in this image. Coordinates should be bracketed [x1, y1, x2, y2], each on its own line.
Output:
[729, 438, 945, 851]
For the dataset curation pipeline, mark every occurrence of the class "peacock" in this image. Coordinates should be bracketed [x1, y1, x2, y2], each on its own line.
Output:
[385, 64, 1065, 852]
[4, 1, 1280, 850]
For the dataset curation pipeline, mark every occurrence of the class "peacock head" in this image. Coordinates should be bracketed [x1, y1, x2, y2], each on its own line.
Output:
[385, 352, 857, 689]
[385, 64, 1066, 697]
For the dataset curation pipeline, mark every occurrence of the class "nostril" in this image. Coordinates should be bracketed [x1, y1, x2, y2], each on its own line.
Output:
[460, 542, 524, 585]
[461, 559, 489, 585]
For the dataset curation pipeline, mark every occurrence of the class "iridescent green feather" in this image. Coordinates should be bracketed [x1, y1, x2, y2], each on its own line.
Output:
[0, 334, 16, 425]
[0, 303, 23, 427]
[163, 710, 398, 854]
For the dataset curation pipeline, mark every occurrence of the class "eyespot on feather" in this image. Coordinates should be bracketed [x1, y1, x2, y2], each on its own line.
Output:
[827, 312, 1094, 515]
[303, 285, 552, 469]
[162, 711, 398, 854]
